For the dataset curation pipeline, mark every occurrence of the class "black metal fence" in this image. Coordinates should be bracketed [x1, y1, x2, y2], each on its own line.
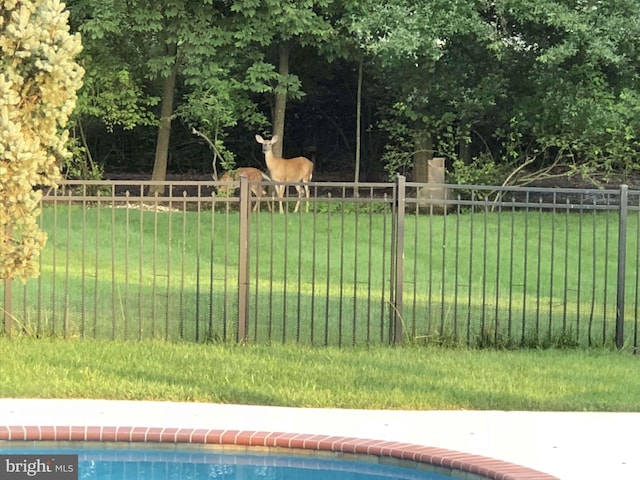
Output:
[2, 177, 639, 350]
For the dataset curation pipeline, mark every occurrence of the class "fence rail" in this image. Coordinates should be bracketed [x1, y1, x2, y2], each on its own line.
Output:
[2, 177, 639, 350]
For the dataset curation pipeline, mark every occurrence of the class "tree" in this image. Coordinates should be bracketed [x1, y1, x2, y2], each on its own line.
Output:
[71, 0, 281, 188]
[345, 0, 500, 180]
[73, 0, 228, 194]
[232, 0, 335, 158]
[494, 0, 640, 180]
[66, 0, 159, 180]
[0, 0, 84, 280]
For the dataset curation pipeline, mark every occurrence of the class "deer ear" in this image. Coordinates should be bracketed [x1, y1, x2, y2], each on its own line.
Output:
[271, 135, 279, 143]
[255, 134, 264, 143]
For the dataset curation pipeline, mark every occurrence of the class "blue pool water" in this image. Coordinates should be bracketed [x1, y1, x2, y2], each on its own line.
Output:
[0, 447, 460, 480]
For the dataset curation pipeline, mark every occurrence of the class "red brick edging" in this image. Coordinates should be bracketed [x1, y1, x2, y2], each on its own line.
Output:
[0, 426, 559, 480]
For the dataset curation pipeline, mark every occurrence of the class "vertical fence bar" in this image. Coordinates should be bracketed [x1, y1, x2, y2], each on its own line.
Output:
[508, 197, 515, 341]
[427, 201, 433, 336]
[3, 277, 11, 337]
[223, 201, 230, 339]
[616, 184, 628, 349]
[439, 196, 447, 337]
[366, 194, 373, 344]
[635, 196, 640, 354]
[124, 191, 131, 339]
[165, 187, 173, 340]
[64, 193, 72, 338]
[379, 196, 388, 343]
[52, 193, 58, 335]
[282, 200, 289, 343]
[548, 193, 556, 343]
[466, 193, 474, 345]
[194, 188, 203, 342]
[494, 202, 502, 343]
[310, 198, 318, 344]
[297, 201, 303, 343]
[481, 204, 488, 337]
[338, 193, 345, 347]
[603, 194, 612, 344]
[138, 186, 145, 340]
[563, 199, 570, 335]
[588, 200, 597, 346]
[521, 192, 529, 344]
[352, 197, 359, 345]
[252, 203, 260, 343]
[208, 196, 216, 340]
[324, 201, 331, 345]
[151, 194, 158, 336]
[268, 204, 275, 342]
[391, 175, 406, 344]
[411, 203, 419, 339]
[454, 199, 460, 340]
[237, 174, 250, 343]
[111, 185, 117, 340]
[37, 198, 44, 336]
[535, 198, 542, 340]
[576, 194, 584, 340]
[179, 191, 187, 340]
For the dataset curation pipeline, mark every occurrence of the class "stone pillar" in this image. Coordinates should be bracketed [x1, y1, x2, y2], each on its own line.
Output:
[417, 157, 451, 214]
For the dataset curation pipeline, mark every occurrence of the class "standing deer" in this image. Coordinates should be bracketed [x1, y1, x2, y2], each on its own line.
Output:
[255, 134, 313, 213]
[217, 167, 273, 212]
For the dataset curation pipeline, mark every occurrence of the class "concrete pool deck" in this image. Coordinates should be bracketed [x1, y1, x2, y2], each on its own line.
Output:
[0, 399, 637, 479]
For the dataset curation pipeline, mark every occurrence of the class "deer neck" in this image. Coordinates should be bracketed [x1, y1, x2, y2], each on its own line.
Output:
[265, 150, 282, 170]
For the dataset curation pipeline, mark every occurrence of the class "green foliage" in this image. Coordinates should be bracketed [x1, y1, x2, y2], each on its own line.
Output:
[76, 66, 159, 132]
[500, 0, 640, 177]
[62, 136, 104, 182]
[0, 0, 84, 280]
[56, 0, 640, 181]
[450, 154, 511, 187]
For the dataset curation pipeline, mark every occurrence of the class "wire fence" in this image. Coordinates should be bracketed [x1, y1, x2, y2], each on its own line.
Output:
[2, 177, 639, 350]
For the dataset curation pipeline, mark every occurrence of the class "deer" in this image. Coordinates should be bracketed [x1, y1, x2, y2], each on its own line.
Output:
[217, 167, 273, 212]
[255, 134, 314, 213]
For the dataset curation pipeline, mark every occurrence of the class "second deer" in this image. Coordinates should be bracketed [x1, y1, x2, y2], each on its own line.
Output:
[218, 167, 273, 212]
[255, 134, 314, 213]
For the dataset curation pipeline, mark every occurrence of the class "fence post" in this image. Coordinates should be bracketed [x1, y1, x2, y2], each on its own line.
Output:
[237, 174, 251, 343]
[391, 175, 406, 344]
[3, 277, 11, 337]
[616, 184, 628, 349]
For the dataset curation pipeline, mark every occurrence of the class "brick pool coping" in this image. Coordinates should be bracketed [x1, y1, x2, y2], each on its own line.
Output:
[0, 425, 559, 480]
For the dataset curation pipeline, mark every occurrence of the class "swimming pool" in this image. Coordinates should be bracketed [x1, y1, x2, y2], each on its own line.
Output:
[0, 400, 561, 479]
[0, 445, 460, 480]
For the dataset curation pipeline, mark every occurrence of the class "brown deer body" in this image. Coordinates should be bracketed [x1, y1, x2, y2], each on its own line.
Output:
[218, 167, 272, 212]
[255, 134, 313, 213]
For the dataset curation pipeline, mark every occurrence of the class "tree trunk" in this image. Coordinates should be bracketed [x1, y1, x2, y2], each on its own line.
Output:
[459, 136, 472, 164]
[149, 43, 179, 196]
[412, 132, 433, 182]
[272, 42, 290, 158]
[354, 55, 363, 196]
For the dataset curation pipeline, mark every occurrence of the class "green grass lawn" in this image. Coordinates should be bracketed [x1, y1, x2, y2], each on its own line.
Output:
[4, 203, 638, 348]
[1, 338, 638, 411]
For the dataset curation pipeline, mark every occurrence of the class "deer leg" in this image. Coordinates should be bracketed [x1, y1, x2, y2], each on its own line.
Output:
[293, 185, 303, 213]
[262, 186, 272, 212]
[275, 184, 285, 213]
[251, 187, 260, 212]
[303, 182, 310, 213]
[251, 186, 260, 212]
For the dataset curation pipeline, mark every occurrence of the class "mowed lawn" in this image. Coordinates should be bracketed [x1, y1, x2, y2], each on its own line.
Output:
[1, 338, 638, 411]
[5, 204, 639, 347]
